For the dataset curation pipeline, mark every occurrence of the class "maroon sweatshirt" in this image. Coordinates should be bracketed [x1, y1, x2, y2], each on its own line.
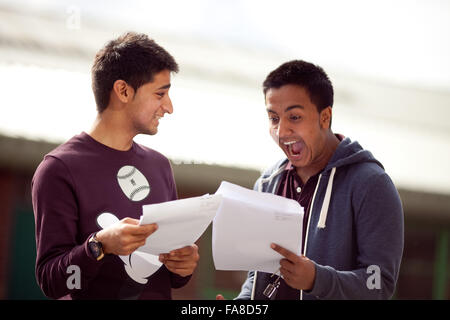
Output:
[31, 132, 190, 299]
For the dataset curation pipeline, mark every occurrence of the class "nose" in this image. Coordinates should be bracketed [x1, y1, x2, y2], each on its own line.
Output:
[276, 118, 292, 140]
[162, 96, 173, 115]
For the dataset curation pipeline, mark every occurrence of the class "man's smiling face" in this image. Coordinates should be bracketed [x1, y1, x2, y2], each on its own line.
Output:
[127, 69, 173, 136]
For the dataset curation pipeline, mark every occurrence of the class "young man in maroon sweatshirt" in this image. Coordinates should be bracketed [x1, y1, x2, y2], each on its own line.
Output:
[31, 32, 199, 299]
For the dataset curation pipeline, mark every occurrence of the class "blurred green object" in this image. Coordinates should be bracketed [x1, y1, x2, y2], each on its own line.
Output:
[433, 230, 449, 300]
[202, 287, 239, 300]
[7, 205, 47, 299]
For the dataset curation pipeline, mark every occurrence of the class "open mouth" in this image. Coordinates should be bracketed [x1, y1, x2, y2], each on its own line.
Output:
[283, 140, 303, 158]
[153, 114, 164, 124]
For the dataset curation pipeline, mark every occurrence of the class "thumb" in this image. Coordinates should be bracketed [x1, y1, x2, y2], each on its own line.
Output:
[216, 294, 226, 300]
[122, 217, 140, 225]
[143, 223, 158, 234]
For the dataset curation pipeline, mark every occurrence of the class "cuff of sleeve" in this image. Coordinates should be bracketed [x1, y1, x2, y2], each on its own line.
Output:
[61, 236, 106, 292]
[307, 262, 332, 298]
[72, 235, 106, 275]
[170, 272, 192, 289]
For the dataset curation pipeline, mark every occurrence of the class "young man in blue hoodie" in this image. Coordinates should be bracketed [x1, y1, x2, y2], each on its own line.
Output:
[228, 60, 404, 300]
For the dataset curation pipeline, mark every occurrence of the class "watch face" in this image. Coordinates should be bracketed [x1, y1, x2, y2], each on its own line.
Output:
[88, 241, 101, 258]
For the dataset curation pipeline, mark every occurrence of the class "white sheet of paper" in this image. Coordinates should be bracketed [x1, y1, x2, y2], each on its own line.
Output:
[137, 194, 221, 255]
[212, 181, 304, 273]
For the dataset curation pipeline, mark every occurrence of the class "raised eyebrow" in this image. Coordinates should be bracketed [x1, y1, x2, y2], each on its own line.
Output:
[266, 109, 277, 114]
[285, 105, 305, 112]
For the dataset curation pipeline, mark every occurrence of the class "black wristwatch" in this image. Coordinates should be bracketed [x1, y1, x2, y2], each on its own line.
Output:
[88, 233, 105, 261]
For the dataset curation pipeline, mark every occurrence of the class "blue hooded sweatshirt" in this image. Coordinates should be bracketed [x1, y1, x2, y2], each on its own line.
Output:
[236, 137, 404, 300]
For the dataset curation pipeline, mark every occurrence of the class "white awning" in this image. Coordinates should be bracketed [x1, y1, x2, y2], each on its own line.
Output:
[1, 1, 449, 195]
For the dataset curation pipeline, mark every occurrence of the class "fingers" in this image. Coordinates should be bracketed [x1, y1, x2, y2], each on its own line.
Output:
[97, 218, 158, 256]
[122, 220, 158, 237]
[161, 257, 197, 269]
[163, 258, 197, 277]
[160, 244, 198, 261]
[271, 243, 300, 263]
[165, 266, 195, 277]
[159, 244, 199, 277]
[118, 223, 157, 249]
[271, 243, 300, 285]
[159, 245, 199, 263]
[117, 240, 146, 256]
[275, 251, 317, 291]
[279, 258, 296, 274]
[121, 217, 140, 225]
[170, 244, 198, 256]
[159, 254, 186, 262]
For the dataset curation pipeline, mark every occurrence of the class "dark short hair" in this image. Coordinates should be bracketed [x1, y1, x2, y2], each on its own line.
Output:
[263, 60, 333, 113]
[91, 32, 179, 113]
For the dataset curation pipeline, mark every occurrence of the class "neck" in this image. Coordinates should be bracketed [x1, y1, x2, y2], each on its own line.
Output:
[88, 111, 136, 151]
[296, 132, 340, 184]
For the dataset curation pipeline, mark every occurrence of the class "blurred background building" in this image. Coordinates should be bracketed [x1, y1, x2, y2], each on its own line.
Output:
[0, 0, 449, 299]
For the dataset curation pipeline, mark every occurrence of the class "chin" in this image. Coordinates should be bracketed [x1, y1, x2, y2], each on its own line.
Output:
[286, 154, 308, 168]
[138, 127, 158, 136]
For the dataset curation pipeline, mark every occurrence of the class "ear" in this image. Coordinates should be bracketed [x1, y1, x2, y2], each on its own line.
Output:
[112, 80, 134, 103]
[320, 106, 332, 129]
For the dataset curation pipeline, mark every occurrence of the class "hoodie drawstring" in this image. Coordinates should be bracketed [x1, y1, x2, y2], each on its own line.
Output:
[317, 167, 336, 229]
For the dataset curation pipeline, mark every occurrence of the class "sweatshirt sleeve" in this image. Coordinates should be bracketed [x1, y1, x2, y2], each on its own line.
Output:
[170, 273, 192, 289]
[32, 156, 106, 299]
[308, 172, 404, 299]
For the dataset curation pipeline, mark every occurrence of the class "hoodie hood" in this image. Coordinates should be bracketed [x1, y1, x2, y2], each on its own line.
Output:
[325, 137, 383, 172]
[313, 137, 383, 231]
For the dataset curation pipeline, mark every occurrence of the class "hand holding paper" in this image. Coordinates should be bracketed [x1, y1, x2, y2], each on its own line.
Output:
[159, 244, 200, 277]
[212, 181, 304, 274]
[138, 194, 221, 255]
[271, 243, 316, 290]
[136, 181, 303, 276]
[96, 212, 162, 284]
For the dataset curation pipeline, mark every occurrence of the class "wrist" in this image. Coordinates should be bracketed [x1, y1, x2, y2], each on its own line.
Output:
[95, 230, 109, 254]
[304, 260, 317, 291]
[88, 232, 105, 261]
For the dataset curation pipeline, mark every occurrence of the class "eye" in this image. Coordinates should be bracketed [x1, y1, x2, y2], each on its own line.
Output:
[290, 114, 302, 121]
[268, 116, 279, 124]
[156, 92, 165, 98]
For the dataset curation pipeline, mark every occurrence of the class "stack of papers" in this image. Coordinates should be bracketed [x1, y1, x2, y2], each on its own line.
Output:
[138, 194, 222, 255]
[212, 181, 304, 273]
[137, 181, 304, 274]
